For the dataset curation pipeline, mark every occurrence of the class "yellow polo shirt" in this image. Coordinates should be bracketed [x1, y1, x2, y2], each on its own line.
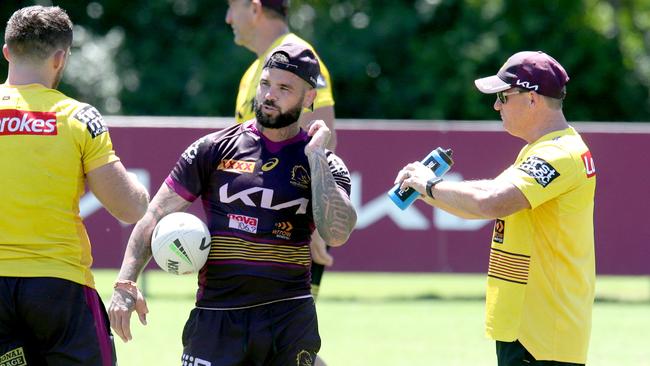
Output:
[486, 127, 596, 363]
[0, 83, 119, 288]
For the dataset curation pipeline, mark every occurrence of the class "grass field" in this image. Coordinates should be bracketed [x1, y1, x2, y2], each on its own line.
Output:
[94, 270, 650, 366]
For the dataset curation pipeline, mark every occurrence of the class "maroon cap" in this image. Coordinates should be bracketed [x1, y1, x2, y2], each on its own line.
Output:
[261, 0, 289, 17]
[263, 43, 320, 88]
[475, 51, 569, 99]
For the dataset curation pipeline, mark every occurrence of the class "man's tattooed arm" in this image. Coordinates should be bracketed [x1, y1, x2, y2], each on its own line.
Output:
[306, 150, 357, 247]
[116, 183, 193, 281]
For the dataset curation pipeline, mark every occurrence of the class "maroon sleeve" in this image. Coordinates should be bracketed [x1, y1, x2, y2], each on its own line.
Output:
[326, 151, 352, 197]
[166, 134, 215, 202]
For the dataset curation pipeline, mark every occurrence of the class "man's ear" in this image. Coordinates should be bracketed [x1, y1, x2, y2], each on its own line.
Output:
[303, 87, 317, 109]
[528, 91, 536, 107]
[2, 44, 11, 62]
[251, 0, 263, 15]
[52, 49, 67, 70]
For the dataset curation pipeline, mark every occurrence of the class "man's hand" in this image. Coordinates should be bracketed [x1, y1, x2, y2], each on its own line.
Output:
[394, 161, 437, 196]
[108, 281, 149, 343]
[305, 120, 331, 155]
[310, 230, 333, 267]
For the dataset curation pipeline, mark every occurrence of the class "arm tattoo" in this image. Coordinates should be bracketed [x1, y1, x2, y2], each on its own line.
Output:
[307, 150, 357, 245]
[117, 184, 192, 281]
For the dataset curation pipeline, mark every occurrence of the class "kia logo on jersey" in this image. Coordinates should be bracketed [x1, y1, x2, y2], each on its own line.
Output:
[219, 183, 309, 214]
[0, 110, 57, 135]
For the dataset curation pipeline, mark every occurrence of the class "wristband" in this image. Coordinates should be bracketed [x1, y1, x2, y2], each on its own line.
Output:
[426, 177, 443, 199]
[114, 280, 139, 299]
[114, 279, 149, 315]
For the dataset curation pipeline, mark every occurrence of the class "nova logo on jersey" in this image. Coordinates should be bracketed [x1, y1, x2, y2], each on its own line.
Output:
[0, 110, 57, 136]
[218, 159, 256, 173]
[290, 165, 310, 189]
[228, 213, 259, 234]
[273, 221, 293, 240]
[517, 155, 560, 187]
[219, 183, 309, 214]
[581, 150, 596, 178]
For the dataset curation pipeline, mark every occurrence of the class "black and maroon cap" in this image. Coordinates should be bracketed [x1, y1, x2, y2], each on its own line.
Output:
[263, 42, 320, 88]
[475, 51, 569, 99]
[261, 0, 289, 17]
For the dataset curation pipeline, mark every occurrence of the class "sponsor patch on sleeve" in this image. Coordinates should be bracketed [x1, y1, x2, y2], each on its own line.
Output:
[74, 105, 107, 138]
[181, 137, 207, 165]
[492, 219, 505, 244]
[581, 150, 596, 178]
[326, 152, 352, 194]
[517, 155, 560, 187]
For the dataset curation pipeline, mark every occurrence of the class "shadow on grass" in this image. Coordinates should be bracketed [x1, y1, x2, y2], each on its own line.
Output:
[144, 292, 650, 305]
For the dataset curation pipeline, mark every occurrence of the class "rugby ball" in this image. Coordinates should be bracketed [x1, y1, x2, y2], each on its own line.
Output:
[151, 212, 211, 275]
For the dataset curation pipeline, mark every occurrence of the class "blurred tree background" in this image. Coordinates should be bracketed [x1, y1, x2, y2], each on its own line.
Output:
[1, 0, 649, 121]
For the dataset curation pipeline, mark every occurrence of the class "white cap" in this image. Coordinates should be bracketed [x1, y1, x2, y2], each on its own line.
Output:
[474, 75, 511, 94]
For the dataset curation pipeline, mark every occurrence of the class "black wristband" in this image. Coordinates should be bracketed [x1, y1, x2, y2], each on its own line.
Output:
[426, 177, 443, 199]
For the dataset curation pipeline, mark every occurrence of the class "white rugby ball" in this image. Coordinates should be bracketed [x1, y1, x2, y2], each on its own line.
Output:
[151, 212, 211, 275]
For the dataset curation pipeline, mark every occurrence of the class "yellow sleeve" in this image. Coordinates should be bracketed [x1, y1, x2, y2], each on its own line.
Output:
[500, 145, 579, 209]
[235, 61, 261, 124]
[71, 104, 120, 173]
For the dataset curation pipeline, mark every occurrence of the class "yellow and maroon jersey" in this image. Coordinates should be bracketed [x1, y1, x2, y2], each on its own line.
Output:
[166, 121, 351, 308]
[234, 33, 334, 124]
[485, 127, 596, 363]
[0, 83, 119, 288]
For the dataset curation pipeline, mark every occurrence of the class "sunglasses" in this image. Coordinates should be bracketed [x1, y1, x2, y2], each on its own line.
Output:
[497, 90, 524, 104]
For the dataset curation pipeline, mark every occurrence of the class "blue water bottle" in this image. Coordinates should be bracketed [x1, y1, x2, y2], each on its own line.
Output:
[388, 147, 454, 210]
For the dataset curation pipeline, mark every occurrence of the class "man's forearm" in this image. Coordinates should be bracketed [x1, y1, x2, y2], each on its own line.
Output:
[307, 150, 356, 246]
[423, 179, 529, 219]
[116, 212, 156, 282]
[117, 183, 192, 281]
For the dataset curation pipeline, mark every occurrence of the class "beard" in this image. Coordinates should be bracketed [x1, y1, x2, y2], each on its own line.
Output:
[254, 98, 303, 129]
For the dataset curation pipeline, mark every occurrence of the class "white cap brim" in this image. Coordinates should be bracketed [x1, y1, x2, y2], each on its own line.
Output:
[474, 75, 511, 94]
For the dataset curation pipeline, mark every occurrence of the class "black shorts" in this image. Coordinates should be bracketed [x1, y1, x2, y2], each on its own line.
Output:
[182, 297, 320, 366]
[0, 277, 116, 366]
[496, 340, 585, 366]
[310, 261, 326, 297]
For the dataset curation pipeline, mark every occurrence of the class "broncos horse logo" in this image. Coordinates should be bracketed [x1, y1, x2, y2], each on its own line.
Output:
[290, 165, 310, 189]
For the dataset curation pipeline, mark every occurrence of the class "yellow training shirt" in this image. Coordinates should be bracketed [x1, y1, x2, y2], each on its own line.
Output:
[0, 83, 119, 288]
[234, 33, 334, 123]
[485, 127, 596, 363]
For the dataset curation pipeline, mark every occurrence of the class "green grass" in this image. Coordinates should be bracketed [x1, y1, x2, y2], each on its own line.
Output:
[94, 271, 650, 366]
